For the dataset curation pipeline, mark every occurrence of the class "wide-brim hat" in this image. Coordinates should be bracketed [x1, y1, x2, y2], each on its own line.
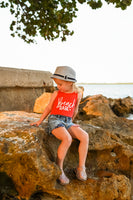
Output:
[51, 66, 77, 82]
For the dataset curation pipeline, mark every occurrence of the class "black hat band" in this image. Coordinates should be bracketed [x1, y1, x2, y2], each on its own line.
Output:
[53, 73, 76, 81]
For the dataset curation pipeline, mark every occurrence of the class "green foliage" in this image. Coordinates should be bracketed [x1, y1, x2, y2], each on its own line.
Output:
[104, 0, 131, 9]
[0, 0, 132, 43]
[87, 0, 103, 9]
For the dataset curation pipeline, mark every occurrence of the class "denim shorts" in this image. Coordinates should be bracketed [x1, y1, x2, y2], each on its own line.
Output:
[48, 115, 75, 133]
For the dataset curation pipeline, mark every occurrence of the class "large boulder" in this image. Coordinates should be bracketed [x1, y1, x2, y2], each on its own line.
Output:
[77, 94, 116, 120]
[33, 92, 52, 113]
[108, 96, 133, 117]
[0, 111, 132, 200]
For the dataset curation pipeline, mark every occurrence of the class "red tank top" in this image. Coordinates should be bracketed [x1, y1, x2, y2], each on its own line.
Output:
[51, 90, 78, 117]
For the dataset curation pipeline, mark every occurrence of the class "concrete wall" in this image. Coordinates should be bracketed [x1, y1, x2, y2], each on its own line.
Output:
[0, 67, 54, 112]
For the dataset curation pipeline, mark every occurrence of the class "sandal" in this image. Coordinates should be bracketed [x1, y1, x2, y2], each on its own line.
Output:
[59, 171, 70, 185]
[76, 166, 87, 181]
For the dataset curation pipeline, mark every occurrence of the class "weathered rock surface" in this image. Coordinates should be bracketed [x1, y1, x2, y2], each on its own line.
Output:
[0, 107, 132, 200]
[77, 95, 133, 198]
[108, 96, 133, 117]
[33, 93, 52, 113]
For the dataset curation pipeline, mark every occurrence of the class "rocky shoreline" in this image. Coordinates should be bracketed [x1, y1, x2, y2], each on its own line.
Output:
[0, 94, 133, 200]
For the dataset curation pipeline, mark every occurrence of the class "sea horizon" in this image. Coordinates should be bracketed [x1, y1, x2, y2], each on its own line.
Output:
[77, 82, 133, 99]
[77, 82, 133, 85]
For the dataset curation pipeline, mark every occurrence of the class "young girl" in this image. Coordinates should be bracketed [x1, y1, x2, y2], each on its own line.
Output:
[31, 66, 89, 185]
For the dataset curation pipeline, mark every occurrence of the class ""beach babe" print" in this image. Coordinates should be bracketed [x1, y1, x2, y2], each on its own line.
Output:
[56, 97, 76, 112]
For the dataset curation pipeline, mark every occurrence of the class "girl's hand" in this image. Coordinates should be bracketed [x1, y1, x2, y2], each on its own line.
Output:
[30, 121, 41, 127]
[73, 124, 80, 128]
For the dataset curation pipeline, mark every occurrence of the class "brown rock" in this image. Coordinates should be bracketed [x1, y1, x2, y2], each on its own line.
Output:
[0, 111, 132, 200]
[33, 92, 52, 113]
[96, 174, 131, 200]
[109, 96, 133, 117]
[0, 111, 60, 199]
[77, 94, 117, 120]
[76, 94, 133, 197]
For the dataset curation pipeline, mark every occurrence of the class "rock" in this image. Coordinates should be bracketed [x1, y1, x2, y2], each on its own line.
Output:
[77, 95, 133, 128]
[77, 94, 117, 121]
[108, 96, 133, 117]
[76, 94, 133, 197]
[0, 111, 60, 199]
[33, 93, 52, 113]
[0, 111, 132, 200]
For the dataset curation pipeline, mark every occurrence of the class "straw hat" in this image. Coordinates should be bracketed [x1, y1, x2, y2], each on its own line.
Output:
[51, 66, 77, 82]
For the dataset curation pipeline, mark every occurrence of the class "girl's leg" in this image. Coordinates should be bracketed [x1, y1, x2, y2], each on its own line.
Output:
[68, 126, 89, 180]
[52, 126, 72, 184]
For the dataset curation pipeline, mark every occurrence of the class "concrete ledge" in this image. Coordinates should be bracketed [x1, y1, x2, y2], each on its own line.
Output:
[0, 87, 46, 112]
[0, 67, 53, 112]
[0, 67, 53, 87]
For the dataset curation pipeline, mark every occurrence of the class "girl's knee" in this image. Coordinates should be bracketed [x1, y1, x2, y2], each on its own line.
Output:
[86, 132, 89, 142]
[82, 131, 89, 144]
[66, 134, 73, 145]
[63, 134, 72, 145]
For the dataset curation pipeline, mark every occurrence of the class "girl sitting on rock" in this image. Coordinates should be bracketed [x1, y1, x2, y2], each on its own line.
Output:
[30, 66, 89, 185]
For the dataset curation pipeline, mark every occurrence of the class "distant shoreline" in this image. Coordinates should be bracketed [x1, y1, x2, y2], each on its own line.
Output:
[77, 83, 133, 85]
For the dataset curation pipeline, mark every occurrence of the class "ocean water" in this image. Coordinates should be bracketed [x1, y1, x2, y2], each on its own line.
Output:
[78, 84, 133, 99]
[78, 84, 133, 120]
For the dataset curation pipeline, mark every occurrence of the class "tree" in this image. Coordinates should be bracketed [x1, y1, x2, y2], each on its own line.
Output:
[0, 0, 132, 43]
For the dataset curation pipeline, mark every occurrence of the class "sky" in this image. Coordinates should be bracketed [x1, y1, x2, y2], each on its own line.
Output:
[0, 2, 133, 83]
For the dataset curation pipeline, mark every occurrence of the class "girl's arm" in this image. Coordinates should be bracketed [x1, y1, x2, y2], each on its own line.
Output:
[72, 92, 82, 121]
[30, 91, 58, 126]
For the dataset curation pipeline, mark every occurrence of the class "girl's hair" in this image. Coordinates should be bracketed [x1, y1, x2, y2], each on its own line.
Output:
[73, 83, 84, 97]
[73, 83, 79, 92]
[53, 78, 84, 97]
